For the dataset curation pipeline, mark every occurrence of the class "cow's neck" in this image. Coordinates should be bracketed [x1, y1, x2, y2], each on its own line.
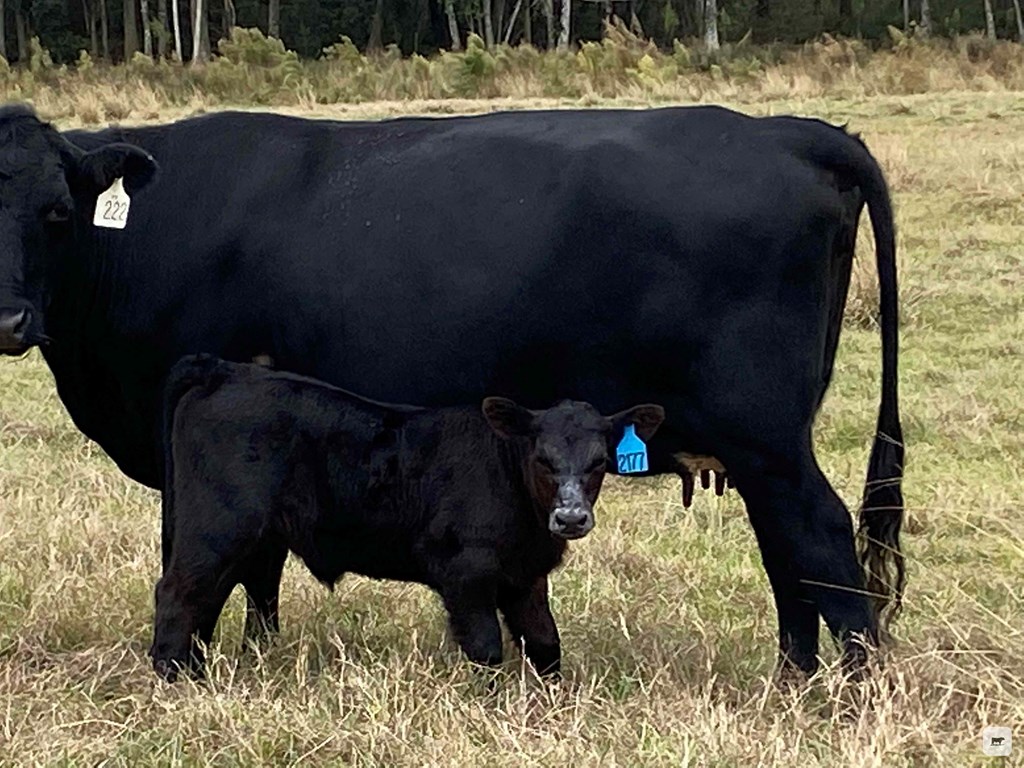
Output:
[38, 221, 161, 487]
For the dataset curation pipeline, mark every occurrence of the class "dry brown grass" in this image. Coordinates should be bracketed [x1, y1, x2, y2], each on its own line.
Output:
[1, 90, 1023, 765]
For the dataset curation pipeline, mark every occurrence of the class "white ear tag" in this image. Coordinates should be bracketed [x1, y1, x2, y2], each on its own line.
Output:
[93, 177, 131, 230]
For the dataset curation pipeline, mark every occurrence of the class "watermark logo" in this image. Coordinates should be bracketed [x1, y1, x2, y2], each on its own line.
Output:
[982, 726, 1012, 757]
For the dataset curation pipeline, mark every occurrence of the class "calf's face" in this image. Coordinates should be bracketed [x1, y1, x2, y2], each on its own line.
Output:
[482, 398, 665, 540]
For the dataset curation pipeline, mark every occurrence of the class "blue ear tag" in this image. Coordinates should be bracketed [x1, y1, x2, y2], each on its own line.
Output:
[616, 424, 648, 474]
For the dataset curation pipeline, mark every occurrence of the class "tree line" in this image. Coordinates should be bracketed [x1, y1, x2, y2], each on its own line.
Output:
[2, 0, 1022, 66]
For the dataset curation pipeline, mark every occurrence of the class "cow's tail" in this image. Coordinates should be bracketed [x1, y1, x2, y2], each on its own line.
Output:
[781, 120, 906, 632]
[813, 126, 905, 631]
[855, 140, 906, 634]
[159, 353, 226, 570]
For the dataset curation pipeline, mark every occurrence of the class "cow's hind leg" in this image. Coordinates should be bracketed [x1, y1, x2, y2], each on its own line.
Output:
[241, 541, 288, 651]
[728, 443, 876, 674]
[498, 577, 561, 677]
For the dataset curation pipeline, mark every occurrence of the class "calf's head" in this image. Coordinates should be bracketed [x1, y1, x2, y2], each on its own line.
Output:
[483, 397, 665, 540]
[0, 104, 157, 354]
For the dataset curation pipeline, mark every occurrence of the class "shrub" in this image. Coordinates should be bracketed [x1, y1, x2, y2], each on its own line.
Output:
[29, 37, 54, 74]
[203, 27, 304, 104]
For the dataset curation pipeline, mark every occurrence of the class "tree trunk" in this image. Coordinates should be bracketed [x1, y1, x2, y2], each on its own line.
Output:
[84, 0, 100, 55]
[268, 0, 280, 37]
[190, 0, 209, 62]
[171, 0, 182, 59]
[368, 0, 383, 49]
[902, 0, 909, 30]
[483, 0, 495, 46]
[703, 0, 719, 49]
[0, 0, 6, 61]
[838, 0, 851, 29]
[413, 0, 428, 50]
[100, 0, 110, 58]
[544, 0, 554, 48]
[223, 0, 235, 32]
[504, 0, 523, 43]
[523, 0, 531, 44]
[919, 0, 931, 35]
[444, 0, 461, 49]
[983, 0, 996, 37]
[15, 7, 28, 61]
[557, 0, 569, 49]
[124, 0, 139, 59]
[496, 0, 506, 39]
[141, 0, 152, 55]
[1013, 0, 1024, 41]
[156, 0, 168, 56]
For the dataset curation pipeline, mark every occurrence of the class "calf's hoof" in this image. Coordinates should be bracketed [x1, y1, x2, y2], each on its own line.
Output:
[151, 652, 205, 683]
[152, 657, 184, 683]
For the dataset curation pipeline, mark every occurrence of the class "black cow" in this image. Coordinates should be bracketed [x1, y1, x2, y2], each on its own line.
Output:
[151, 354, 665, 681]
[0, 103, 904, 675]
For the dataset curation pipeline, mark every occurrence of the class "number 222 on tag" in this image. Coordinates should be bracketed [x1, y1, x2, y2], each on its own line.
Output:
[93, 177, 131, 230]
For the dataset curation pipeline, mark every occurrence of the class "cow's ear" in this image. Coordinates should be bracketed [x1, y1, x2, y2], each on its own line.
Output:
[608, 404, 665, 443]
[482, 397, 535, 439]
[75, 143, 158, 196]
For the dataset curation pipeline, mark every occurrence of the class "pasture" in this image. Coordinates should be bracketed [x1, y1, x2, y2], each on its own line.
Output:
[0, 90, 1022, 766]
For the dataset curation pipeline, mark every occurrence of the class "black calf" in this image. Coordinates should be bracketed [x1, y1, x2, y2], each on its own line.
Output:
[150, 355, 664, 680]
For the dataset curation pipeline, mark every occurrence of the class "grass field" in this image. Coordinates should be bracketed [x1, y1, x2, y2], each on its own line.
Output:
[1, 90, 1022, 766]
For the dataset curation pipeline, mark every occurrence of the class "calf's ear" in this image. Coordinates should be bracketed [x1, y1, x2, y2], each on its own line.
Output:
[609, 404, 665, 442]
[482, 397, 535, 439]
[74, 143, 159, 196]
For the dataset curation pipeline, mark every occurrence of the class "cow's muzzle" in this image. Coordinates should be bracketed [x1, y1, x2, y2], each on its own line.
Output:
[0, 307, 31, 354]
[550, 508, 594, 540]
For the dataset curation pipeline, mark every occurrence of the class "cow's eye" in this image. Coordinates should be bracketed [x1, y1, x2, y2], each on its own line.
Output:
[44, 203, 70, 223]
[585, 458, 607, 475]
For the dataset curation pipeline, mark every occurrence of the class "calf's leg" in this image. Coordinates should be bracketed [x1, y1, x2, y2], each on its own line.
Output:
[241, 542, 288, 651]
[151, 563, 238, 682]
[498, 577, 561, 677]
[151, 510, 265, 681]
[440, 577, 503, 668]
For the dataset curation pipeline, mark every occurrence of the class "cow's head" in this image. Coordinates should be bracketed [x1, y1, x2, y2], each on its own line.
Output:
[0, 104, 157, 354]
[483, 397, 665, 540]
